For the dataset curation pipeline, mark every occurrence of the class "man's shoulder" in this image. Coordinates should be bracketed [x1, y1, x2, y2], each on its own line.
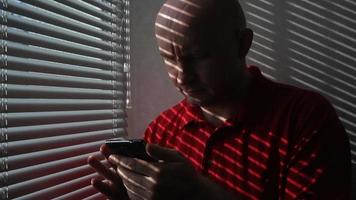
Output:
[268, 78, 331, 108]
[257, 77, 337, 125]
[270, 80, 338, 126]
[285, 83, 330, 107]
[250, 66, 330, 108]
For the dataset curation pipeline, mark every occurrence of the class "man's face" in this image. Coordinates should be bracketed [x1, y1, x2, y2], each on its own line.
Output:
[155, 0, 245, 106]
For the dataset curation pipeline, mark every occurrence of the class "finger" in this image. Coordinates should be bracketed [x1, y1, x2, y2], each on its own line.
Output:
[100, 144, 112, 158]
[117, 164, 156, 193]
[126, 185, 146, 200]
[109, 155, 161, 177]
[91, 178, 130, 200]
[146, 144, 185, 162]
[99, 144, 118, 169]
[118, 169, 152, 199]
[120, 174, 152, 200]
[91, 178, 113, 197]
[87, 155, 120, 182]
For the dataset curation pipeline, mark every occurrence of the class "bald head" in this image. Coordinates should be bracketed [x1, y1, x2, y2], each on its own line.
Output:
[155, 0, 246, 54]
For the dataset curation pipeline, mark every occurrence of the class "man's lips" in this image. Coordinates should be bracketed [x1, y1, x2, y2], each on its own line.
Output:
[182, 88, 205, 96]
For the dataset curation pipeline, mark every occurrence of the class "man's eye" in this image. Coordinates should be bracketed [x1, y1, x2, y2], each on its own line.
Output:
[195, 52, 209, 58]
[190, 50, 209, 58]
[184, 53, 209, 62]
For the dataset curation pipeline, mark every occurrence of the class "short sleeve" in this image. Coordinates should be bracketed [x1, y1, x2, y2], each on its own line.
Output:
[144, 119, 158, 144]
[280, 94, 351, 199]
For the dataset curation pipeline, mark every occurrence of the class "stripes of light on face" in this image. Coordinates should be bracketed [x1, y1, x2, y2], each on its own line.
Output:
[168, 72, 176, 79]
[158, 47, 174, 57]
[156, 34, 183, 49]
[155, 0, 200, 48]
[155, 22, 185, 37]
[155, 0, 203, 86]
[180, 0, 202, 9]
[165, 59, 183, 85]
[182, 90, 202, 103]
[158, 13, 190, 27]
[177, 78, 184, 84]
[163, 3, 195, 18]
[164, 59, 183, 72]
[164, 59, 183, 84]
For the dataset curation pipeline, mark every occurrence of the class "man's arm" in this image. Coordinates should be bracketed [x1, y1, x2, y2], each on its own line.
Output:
[280, 99, 351, 199]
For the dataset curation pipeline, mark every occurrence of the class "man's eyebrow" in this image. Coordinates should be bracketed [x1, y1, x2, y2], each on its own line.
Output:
[180, 45, 205, 55]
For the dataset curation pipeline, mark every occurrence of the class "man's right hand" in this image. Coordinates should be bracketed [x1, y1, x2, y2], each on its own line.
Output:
[87, 144, 130, 200]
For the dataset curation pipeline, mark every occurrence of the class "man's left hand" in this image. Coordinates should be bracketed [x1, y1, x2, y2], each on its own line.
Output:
[108, 144, 203, 200]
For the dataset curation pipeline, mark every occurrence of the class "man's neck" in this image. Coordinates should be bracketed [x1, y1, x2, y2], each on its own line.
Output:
[200, 70, 253, 126]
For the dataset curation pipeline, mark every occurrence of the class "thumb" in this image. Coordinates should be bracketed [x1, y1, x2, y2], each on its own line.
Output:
[146, 143, 185, 162]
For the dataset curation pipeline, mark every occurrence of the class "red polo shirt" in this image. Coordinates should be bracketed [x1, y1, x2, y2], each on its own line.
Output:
[144, 66, 351, 199]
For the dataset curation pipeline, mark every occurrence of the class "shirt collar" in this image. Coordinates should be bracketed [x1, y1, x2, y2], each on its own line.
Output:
[180, 99, 205, 129]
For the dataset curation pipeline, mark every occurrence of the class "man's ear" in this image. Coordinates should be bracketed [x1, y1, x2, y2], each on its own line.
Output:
[237, 28, 253, 58]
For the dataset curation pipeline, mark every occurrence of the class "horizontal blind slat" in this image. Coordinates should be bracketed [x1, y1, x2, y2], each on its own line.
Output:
[5, 84, 124, 99]
[21, 0, 115, 31]
[5, 41, 118, 70]
[8, 141, 103, 170]
[5, 1, 115, 41]
[6, 70, 123, 90]
[4, 109, 125, 127]
[83, 0, 116, 13]
[7, 152, 102, 185]
[6, 99, 123, 112]
[106, 0, 120, 4]
[82, 192, 107, 200]
[5, 27, 117, 60]
[83, 192, 105, 200]
[5, 13, 114, 50]
[54, 0, 114, 22]
[17, 173, 102, 200]
[8, 165, 95, 199]
[7, 119, 126, 141]
[53, 185, 98, 200]
[5, 56, 119, 79]
[7, 129, 122, 156]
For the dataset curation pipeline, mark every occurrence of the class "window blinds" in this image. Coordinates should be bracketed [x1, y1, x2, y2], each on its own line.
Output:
[0, 0, 130, 199]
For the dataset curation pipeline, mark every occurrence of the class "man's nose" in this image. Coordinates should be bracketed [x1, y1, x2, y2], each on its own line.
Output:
[176, 62, 194, 85]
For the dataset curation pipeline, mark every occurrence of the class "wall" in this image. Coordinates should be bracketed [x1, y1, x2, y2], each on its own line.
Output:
[129, 0, 356, 198]
[128, 0, 180, 139]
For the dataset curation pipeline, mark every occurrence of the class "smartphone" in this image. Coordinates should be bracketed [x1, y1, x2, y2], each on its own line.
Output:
[105, 138, 157, 162]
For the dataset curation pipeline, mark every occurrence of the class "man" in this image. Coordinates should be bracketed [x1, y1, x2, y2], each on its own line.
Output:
[88, 0, 351, 199]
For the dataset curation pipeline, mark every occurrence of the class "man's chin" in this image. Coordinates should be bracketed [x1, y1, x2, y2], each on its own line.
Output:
[186, 97, 201, 106]
[186, 96, 214, 107]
